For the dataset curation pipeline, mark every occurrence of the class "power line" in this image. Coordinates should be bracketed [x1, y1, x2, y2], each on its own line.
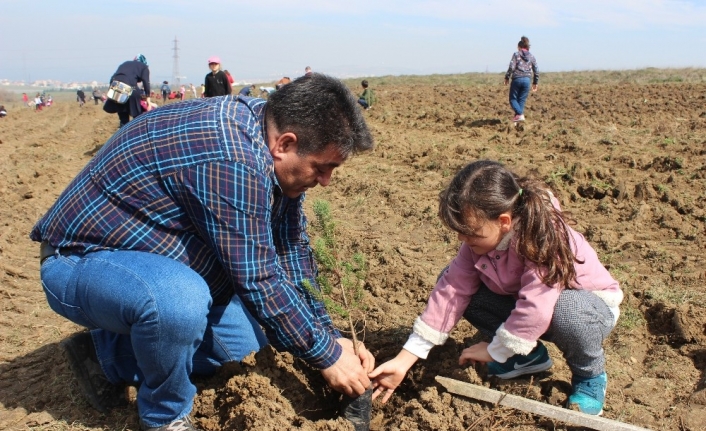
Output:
[172, 37, 180, 87]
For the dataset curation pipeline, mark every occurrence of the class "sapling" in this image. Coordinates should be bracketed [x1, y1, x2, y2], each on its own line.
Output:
[303, 199, 371, 431]
[303, 199, 368, 353]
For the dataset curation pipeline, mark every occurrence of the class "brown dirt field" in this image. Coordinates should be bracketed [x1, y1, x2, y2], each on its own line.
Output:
[1, 74, 705, 430]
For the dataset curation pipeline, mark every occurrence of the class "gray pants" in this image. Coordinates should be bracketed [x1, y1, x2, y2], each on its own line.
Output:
[463, 284, 615, 377]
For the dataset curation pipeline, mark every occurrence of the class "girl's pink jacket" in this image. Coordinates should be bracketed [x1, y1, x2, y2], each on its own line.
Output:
[410, 199, 623, 361]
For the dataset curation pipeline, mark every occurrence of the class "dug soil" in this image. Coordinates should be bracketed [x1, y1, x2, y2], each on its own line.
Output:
[1, 76, 705, 430]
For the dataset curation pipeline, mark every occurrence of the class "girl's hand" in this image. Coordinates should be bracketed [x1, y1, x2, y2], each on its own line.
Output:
[459, 342, 493, 366]
[368, 349, 419, 404]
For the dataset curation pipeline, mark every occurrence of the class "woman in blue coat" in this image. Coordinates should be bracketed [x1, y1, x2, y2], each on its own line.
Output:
[104, 54, 151, 127]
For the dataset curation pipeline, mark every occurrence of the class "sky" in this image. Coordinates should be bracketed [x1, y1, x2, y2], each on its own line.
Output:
[1, 0, 705, 86]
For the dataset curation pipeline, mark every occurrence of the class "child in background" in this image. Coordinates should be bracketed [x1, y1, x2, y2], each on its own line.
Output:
[179, 85, 186, 100]
[370, 160, 622, 415]
[203, 56, 232, 97]
[224, 69, 235, 86]
[504, 36, 538, 122]
[34, 93, 43, 111]
[357, 80, 376, 110]
[160, 81, 170, 104]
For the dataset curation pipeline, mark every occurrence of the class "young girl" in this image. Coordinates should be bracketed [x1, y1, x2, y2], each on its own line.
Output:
[504, 36, 539, 122]
[370, 160, 622, 415]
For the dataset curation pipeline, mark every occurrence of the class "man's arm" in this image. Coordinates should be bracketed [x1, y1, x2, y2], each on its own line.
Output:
[176, 161, 342, 369]
[272, 194, 340, 337]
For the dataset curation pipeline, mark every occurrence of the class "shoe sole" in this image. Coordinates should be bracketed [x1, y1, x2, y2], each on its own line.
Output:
[568, 402, 603, 416]
[60, 339, 115, 414]
[60, 338, 127, 414]
[489, 358, 553, 379]
[61, 337, 115, 414]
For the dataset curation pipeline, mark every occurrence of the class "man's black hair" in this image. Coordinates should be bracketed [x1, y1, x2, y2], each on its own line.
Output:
[266, 73, 374, 157]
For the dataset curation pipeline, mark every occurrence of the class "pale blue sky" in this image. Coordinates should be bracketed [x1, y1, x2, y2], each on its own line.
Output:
[1, 0, 704, 85]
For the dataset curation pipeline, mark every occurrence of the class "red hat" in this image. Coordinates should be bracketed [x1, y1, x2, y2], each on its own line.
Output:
[208, 56, 221, 65]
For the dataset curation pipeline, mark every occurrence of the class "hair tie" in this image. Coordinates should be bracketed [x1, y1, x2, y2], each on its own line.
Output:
[518, 188, 523, 196]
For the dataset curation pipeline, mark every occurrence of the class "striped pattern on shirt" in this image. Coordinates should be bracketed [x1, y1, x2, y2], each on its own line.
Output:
[30, 95, 342, 368]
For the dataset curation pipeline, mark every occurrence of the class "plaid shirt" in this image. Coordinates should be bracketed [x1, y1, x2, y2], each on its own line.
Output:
[30, 95, 342, 369]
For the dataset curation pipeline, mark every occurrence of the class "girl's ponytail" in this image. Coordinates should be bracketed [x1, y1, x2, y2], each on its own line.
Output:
[513, 176, 581, 288]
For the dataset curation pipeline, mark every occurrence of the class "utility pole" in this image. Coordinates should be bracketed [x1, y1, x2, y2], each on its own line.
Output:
[172, 36, 180, 87]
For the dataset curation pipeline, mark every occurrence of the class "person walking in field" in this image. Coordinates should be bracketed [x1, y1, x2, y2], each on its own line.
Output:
[504, 36, 538, 122]
[160, 81, 171, 104]
[203, 56, 232, 97]
[92, 89, 103, 105]
[30, 74, 375, 431]
[34, 93, 43, 111]
[370, 160, 623, 416]
[189, 83, 197, 99]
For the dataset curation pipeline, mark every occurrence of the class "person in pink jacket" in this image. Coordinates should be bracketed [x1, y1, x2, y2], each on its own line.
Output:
[370, 160, 623, 416]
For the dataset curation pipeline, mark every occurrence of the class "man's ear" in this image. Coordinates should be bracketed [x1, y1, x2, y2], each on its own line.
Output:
[498, 213, 513, 233]
[270, 132, 298, 161]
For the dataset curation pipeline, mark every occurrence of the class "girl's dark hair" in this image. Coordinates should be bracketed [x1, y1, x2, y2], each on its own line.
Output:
[518, 36, 530, 49]
[439, 160, 581, 289]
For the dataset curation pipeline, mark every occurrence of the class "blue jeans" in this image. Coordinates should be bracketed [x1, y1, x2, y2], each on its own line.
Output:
[40, 249, 267, 427]
[509, 77, 531, 115]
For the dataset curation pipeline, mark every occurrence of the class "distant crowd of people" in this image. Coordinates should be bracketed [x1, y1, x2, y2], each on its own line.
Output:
[96, 55, 373, 129]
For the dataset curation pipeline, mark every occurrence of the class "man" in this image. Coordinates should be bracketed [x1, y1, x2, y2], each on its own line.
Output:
[31, 74, 375, 431]
[92, 88, 103, 105]
[238, 84, 256, 97]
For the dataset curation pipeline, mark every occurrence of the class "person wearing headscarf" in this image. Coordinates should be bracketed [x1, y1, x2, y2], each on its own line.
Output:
[103, 54, 151, 127]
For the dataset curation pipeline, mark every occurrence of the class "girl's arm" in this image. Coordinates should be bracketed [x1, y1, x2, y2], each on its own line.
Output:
[504, 52, 517, 83]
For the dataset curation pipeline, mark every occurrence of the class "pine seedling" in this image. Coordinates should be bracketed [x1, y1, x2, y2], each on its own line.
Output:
[303, 199, 368, 354]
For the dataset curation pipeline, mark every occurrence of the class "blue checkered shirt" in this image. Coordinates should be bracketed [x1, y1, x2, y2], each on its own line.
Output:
[30, 95, 342, 368]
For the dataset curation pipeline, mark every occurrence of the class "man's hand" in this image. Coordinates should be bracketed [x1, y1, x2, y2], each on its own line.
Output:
[320, 338, 374, 397]
[531, 84, 538, 92]
[504, 78, 510, 86]
[368, 349, 419, 404]
[459, 341, 493, 366]
[337, 338, 375, 373]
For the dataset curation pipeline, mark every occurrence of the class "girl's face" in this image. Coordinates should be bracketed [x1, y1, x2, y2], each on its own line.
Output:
[209, 63, 220, 73]
[457, 213, 512, 255]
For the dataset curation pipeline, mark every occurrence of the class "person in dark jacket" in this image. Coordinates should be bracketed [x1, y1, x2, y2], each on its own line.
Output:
[76, 88, 86, 107]
[103, 54, 151, 127]
[238, 84, 256, 96]
[504, 36, 539, 122]
[160, 81, 171, 104]
[203, 56, 232, 97]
